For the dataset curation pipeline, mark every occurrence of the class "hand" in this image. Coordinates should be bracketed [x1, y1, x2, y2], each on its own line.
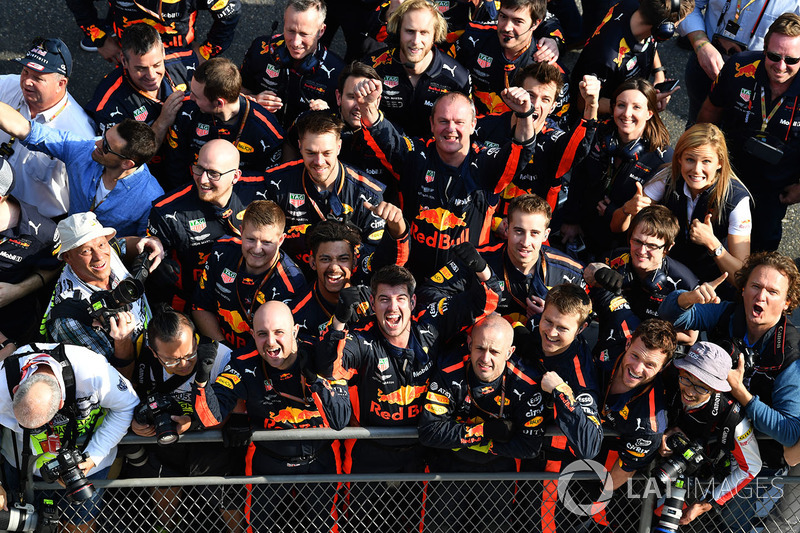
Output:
[622, 182, 652, 218]
[78, 457, 96, 477]
[296, 348, 318, 382]
[131, 419, 156, 437]
[353, 78, 383, 108]
[595, 267, 624, 295]
[108, 311, 136, 341]
[194, 351, 216, 385]
[559, 223, 582, 244]
[253, 90, 283, 113]
[364, 200, 407, 239]
[223, 413, 253, 447]
[0, 484, 7, 511]
[307, 99, 330, 111]
[596, 195, 611, 216]
[500, 86, 533, 115]
[483, 418, 514, 443]
[682, 272, 728, 306]
[532, 37, 559, 64]
[0, 281, 23, 308]
[658, 427, 683, 456]
[655, 86, 679, 112]
[136, 236, 165, 271]
[335, 285, 371, 324]
[579, 75, 601, 108]
[780, 183, 800, 205]
[453, 242, 488, 273]
[526, 296, 545, 319]
[680, 502, 712, 525]
[156, 90, 186, 128]
[494, 218, 509, 241]
[727, 352, 747, 397]
[541, 371, 565, 394]
[98, 37, 122, 64]
[171, 415, 193, 435]
[697, 42, 725, 80]
[689, 213, 718, 251]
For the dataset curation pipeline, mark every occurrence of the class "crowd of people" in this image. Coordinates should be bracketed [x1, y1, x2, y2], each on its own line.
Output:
[1, 0, 800, 530]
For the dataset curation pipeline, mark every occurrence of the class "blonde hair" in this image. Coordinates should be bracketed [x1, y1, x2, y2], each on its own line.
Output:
[387, 0, 449, 43]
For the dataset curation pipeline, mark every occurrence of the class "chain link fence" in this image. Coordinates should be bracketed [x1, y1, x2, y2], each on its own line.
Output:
[12, 429, 800, 532]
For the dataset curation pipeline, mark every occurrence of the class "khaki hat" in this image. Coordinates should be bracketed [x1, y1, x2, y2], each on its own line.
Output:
[56, 212, 116, 260]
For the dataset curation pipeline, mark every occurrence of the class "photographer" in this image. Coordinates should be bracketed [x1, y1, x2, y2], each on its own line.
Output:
[43, 212, 163, 379]
[0, 343, 138, 530]
[660, 341, 761, 528]
[128, 305, 242, 533]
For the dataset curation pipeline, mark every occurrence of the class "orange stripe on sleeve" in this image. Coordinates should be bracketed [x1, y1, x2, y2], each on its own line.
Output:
[96, 76, 124, 111]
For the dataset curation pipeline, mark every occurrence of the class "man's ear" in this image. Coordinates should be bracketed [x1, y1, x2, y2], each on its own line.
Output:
[506, 345, 516, 361]
[578, 321, 588, 334]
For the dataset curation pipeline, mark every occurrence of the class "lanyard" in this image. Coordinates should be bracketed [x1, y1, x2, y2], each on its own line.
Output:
[760, 87, 784, 132]
[212, 97, 250, 149]
[313, 282, 334, 319]
[733, 0, 757, 23]
[465, 360, 507, 419]
[302, 164, 344, 220]
[503, 255, 546, 311]
[601, 353, 653, 420]
[234, 254, 280, 324]
[261, 357, 311, 405]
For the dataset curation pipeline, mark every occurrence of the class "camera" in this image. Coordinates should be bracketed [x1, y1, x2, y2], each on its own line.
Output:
[655, 433, 710, 487]
[40, 448, 95, 502]
[652, 482, 688, 533]
[134, 393, 184, 446]
[0, 499, 58, 532]
[744, 134, 785, 165]
[89, 252, 152, 327]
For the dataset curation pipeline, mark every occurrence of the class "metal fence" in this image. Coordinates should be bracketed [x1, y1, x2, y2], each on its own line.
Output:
[15, 428, 800, 533]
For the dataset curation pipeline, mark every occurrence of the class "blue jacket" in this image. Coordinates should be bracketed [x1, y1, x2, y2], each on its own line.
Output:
[22, 121, 163, 236]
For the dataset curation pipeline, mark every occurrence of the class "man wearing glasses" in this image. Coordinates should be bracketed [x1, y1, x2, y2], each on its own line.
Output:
[698, 13, 800, 252]
[147, 139, 266, 312]
[0, 37, 95, 220]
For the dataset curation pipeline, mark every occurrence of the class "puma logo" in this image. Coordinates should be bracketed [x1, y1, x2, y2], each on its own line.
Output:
[28, 220, 41, 235]
[270, 180, 281, 188]
[319, 64, 335, 79]
[244, 368, 256, 376]
[181, 111, 192, 119]
[213, 251, 223, 261]
[256, 190, 269, 199]
[109, 109, 122, 118]
[468, 36, 479, 47]
[260, 140, 267, 151]
[442, 64, 458, 77]
[164, 212, 178, 221]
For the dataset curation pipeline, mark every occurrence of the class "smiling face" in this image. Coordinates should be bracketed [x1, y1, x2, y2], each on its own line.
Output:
[190, 78, 219, 114]
[194, 140, 241, 207]
[506, 210, 550, 272]
[629, 227, 668, 274]
[497, 5, 537, 55]
[765, 33, 800, 87]
[615, 337, 668, 392]
[372, 283, 415, 343]
[399, 8, 436, 66]
[613, 89, 652, 143]
[251, 301, 300, 370]
[431, 95, 476, 160]
[742, 265, 790, 335]
[299, 131, 342, 189]
[151, 326, 198, 377]
[521, 76, 558, 133]
[469, 322, 515, 382]
[63, 236, 113, 289]
[679, 143, 720, 197]
[337, 75, 371, 128]
[677, 369, 713, 408]
[539, 305, 583, 357]
[122, 45, 166, 94]
[19, 67, 67, 115]
[241, 221, 284, 275]
[311, 240, 355, 301]
[283, 5, 325, 60]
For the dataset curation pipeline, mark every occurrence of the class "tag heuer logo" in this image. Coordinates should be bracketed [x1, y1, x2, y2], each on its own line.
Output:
[196, 123, 210, 137]
[477, 53, 492, 68]
[289, 193, 305, 208]
[266, 65, 280, 78]
[221, 268, 237, 284]
[384, 76, 399, 88]
[133, 105, 148, 122]
[377, 357, 390, 372]
[740, 88, 751, 102]
[188, 218, 207, 232]
[425, 170, 435, 183]
[435, 0, 450, 12]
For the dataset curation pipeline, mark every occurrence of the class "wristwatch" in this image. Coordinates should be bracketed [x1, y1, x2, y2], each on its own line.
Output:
[709, 245, 724, 257]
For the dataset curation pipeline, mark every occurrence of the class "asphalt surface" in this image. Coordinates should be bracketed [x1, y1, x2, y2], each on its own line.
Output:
[0, 0, 797, 258]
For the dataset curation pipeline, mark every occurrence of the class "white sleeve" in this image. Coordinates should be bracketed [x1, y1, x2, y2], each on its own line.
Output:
[712, 417, 762, 505]
[727, 197, 752, 237]
[643, 171, 668, 202]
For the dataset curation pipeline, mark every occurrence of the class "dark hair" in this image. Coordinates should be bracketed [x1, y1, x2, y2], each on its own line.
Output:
[500, 0, 547, 24]
[296, 110, 344, 139]
[544, 284, 592, 324]
[734, 251, 800, 313]
[337, 61, 380, 95]
[194, 57, 241, 103]
[242, 200, 286, 231]
[630, 205, 679, 249]
[630, 318, 677, 362]
[307, 220, 362, 255]
[121, 23, 162, 58]
[148, 303, 195, 346]
[370, 264, 416, 297]
[611, 78, 670, 151]
[765, 13, 800, 50]
[116, 119, 158, 166]
[512, 61, 564, 95]
[639, 0, 693, 26]
[286, 0, 327, 20]
[507, 193, 552, 225]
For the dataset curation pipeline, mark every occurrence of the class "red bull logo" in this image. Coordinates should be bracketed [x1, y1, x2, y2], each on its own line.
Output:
[285, 224, 311, 239]
[410, 223, 470, 250]
[270, 406, 318, 425]
[416, 208, 466, 230]
[371, 50, 393, 67]
[475, 90, 509, 114]
[592, 8, 615, 39]
[123, 17, 178, 34]
[218, 308, 250, 334]
[376, 385, 428, 406]
[734, 61, 759, 78]
[613, 39, 631, 67]
[86, 25, 106, 41]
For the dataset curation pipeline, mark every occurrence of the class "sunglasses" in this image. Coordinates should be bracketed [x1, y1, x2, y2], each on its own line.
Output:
[765, 50, 800, 65]
[101, 132, 127, 159]
[31, 37, 68, 71]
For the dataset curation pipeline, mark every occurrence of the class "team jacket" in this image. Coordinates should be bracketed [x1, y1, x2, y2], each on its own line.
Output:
[365, 46, 472, 138]
[664, 373, 762, 507]
[709, 50, 800, 192]
[146, 179, 265, 310]
[473, 113, 597, 225]
[194, 238, 308, 350]
[564, 120, 672, 255]
[340, 126, 400, 204]
[570, 0, 657, 111]
[454, 24, 571, 122]
[418, 244, 585, 327]
[260, 160, 387, 269]
[164, 95, 284, 185]
[522, 329, 604, 469]
[363, 113, 534, 278]
[240, 34, 345, 129]
[66, 0, 241, 58]
[418, 351, 546, 463]
[194, 343, 351, 460]
[291, 229, 411, 344]
[87, 49, 196, 182]
[319, 275, 500, 439]
[605, 248, 699, 320]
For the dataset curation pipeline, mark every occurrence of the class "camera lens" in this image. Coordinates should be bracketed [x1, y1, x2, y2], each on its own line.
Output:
[0, 506, 36, 531]
[153, 412, 178, 446]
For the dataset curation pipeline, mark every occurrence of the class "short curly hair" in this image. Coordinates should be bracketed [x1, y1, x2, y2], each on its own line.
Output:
[734, 251, 800, 313]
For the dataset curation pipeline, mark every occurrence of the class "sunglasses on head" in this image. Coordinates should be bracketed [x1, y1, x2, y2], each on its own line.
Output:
[765, 50, 800, 65]
[31, 37, 67, 68]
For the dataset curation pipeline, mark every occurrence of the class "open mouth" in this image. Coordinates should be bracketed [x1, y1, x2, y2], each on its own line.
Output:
[326, 271, 344, 285]
[264, 347, 281, 358]
[384, 312, 401, 328]
[626, 367, 643, 382]
[91, 261, 107, 272]
[751, 303, 764, 318]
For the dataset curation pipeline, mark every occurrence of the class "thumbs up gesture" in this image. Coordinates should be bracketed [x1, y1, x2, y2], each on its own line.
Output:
[689, 212, 719, 251]
[621, 181, 652, 217]
[680, 272, 728, 307]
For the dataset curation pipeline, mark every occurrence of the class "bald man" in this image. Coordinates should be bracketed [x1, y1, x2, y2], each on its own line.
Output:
[193, 301, 350, 531]
[419, 313, 545, 531]
[147, 139, 268, 311]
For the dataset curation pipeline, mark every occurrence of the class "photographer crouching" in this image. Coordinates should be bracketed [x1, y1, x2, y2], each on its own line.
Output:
[0, 343, 139, 532]
[125, 305, 244, 532]
[656, 341, 762, 531]
[42, 212, 164, 379]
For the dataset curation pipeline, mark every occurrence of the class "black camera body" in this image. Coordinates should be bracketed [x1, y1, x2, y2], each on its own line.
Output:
[0, 500, 58, 533]
[655, 433, 710, 487]
[40, 448, 95, 502]
[744, 134, 784, 165]
[89, 252, 153, 327]
[134, 393, 184, 446]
